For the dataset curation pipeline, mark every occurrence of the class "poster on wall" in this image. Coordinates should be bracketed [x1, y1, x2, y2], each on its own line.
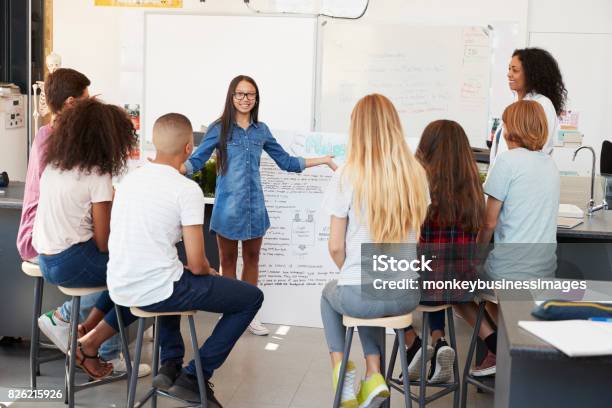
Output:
[124, 104, 141, 160]
[95, 0, 182, 8]
[236, 130, 347, 328]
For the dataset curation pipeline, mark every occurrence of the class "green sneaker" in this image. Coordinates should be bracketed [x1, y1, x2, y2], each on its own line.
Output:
[333, 360, 358, 408]
[356, 373, 390, 408]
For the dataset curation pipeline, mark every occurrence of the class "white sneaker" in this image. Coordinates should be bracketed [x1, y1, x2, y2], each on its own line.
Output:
[247, 319, 269, 336]
[38, 309, 70, 354]
[108, 356, 152, 378]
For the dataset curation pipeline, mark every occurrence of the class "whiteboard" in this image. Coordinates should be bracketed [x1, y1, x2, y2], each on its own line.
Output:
[144, 14, 317, 142]
[318, 23, 491, 147]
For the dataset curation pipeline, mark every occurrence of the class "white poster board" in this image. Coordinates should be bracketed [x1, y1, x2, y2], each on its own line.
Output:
[238, 130, 347, 328]
[144, 14, 317, 142]
[318, 23, 491, 147]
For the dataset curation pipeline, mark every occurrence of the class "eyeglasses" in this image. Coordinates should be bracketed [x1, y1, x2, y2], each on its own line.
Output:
[233, 92, 257, 101]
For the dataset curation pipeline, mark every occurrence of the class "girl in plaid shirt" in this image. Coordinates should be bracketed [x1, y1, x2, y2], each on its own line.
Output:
[401, 120, 485, 384]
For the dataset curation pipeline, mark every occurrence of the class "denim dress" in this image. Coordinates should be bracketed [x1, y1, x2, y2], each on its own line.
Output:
[184, 121, 305, 240]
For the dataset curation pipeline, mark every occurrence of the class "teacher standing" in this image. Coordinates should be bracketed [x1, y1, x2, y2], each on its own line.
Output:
[490, 47, 568, 165]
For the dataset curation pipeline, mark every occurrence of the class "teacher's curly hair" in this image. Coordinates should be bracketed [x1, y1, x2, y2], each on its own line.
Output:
[513, 47, 567, 116]
[44, 98, 137, 176]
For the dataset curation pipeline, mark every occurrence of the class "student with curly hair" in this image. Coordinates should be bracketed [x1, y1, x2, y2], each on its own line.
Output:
[490, 47, 568, 164]
[32, 98, 138, 379]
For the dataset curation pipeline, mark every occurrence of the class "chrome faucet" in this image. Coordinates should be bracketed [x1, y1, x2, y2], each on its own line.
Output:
[572, 145, 608, 216]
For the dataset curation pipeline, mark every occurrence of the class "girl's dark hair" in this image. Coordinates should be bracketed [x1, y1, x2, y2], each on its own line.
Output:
[513, 48, 567, 115]
[416, 120, 484, 232]
[44, 98, 137, 176]
[216, 75, 259, 174]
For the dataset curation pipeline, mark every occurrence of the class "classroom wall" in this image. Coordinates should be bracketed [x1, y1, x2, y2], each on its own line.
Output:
[53, 0, 529, 112]
[52, 0, 610, 176]
[528, 0, 612, 176]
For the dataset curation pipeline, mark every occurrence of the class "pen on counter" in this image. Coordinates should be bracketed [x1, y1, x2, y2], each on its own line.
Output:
[588, 317, 612, 322]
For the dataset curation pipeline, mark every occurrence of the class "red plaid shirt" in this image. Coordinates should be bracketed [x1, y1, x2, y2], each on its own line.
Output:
[419, 221, 478, 303]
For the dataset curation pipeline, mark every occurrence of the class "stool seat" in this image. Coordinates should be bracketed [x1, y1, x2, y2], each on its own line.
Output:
[415, 304, 453, 313]
[58, 286, 107, 297]
[22, 262, 42, 277]
[343, 314, 413, 329]
[476, 292, 498, 304]
[130, 307, 196, 318]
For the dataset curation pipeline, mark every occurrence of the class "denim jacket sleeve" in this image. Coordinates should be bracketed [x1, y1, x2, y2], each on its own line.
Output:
[261, 124, 305, 173]
[184, 124, 220, 176]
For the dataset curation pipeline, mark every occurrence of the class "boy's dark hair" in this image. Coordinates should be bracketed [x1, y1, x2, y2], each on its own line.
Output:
[44, 68, 91, 113]
[44, 98, 137, 176]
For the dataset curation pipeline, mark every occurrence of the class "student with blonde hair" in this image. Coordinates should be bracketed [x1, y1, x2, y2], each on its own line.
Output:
[456, 99, 560, 377]
[321, 94, 429, 407]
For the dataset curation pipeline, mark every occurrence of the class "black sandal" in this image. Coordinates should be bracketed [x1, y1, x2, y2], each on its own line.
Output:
[73, 341, 113, 380]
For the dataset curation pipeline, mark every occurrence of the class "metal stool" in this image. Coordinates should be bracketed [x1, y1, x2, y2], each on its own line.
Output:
[127, 308, 208, 408]
[334, 313, 414, 408]
[460, 292, 497, 408]
[21, 261, 64, 389]
[388, 304, 460, 407]
[58, 285, 132, 408]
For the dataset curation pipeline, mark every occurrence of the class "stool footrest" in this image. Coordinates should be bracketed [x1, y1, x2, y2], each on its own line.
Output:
[389, 380, 459, 404]
[67, 371, 127, 391]
[465, 375, 495, 393]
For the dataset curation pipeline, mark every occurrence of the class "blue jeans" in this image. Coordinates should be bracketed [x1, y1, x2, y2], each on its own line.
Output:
[406, 308, 446, 336]
[141, 270, 263, 379]
[321, 280, 420, 356]
[39, 239, 136, 336]
[426, 310, 446, 333]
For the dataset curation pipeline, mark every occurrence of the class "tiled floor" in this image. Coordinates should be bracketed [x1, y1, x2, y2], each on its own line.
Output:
[0, 312, 494, 407]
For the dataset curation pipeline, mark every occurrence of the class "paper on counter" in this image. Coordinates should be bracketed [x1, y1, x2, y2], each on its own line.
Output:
[519, 320, 612, 357]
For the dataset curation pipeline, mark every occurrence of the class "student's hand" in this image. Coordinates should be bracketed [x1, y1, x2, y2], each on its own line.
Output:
[206, 267, 219, 276]
[325, 155, 338, 171]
